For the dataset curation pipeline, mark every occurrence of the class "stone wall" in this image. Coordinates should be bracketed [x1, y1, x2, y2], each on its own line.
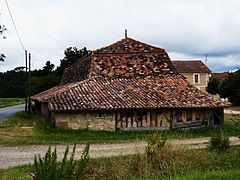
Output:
[181, 73, 209, 92]
[55, 111, 115, 131]
[52, 108, 223, 131]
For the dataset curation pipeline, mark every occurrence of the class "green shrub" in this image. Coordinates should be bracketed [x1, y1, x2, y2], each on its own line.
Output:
[209, 132, 230, 152]
[145, 131, 167, 160]
[33, 144, 90, 180]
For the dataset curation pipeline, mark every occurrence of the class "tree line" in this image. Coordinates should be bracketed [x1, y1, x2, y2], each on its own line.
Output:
[206, 69, 240, 105]
[0, 47, 89, 98]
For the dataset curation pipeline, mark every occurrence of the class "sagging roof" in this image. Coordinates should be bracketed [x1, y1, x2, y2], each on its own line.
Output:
[60, 38, 177, 85]
[32, 75, 224, 112]
[172, 60, 211, 73]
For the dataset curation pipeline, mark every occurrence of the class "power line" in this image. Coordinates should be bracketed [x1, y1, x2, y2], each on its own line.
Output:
[5, 0, 25, 51]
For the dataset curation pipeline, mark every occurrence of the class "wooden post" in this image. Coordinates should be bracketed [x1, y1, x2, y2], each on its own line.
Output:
[169, 110, 173, 130]
[115, 111, 118, 131]
[150, 111, 152, 127]
[25, 50, 28, 112]
[120, 111, 123, 128]
[131, 111, 133, 127]
[126, 111, 128, 128]
[155, 110, 158, 127]
[28, 53, 31, 113]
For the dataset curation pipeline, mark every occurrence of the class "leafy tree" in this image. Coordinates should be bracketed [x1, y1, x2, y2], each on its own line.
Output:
[0, 19, 7, 61]
[31, 74, 59, 96]
[219, 69, 240, 105]
[206, 78, 220, 95]
[0, 24, 7, 38]
[0, 53, 5, 62]
[56, 47, 89, 76]
[43, 61, 55, 75]
[0, 70, 26, 97]
[14, 66, 26, 72]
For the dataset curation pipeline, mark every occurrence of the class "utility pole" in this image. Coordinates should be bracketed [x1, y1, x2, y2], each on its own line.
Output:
[25, 50, 28, 112]
[28, 52, 31, 113]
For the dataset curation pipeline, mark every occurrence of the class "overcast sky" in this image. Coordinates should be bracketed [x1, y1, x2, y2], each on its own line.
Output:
[0, 0, 240, 72]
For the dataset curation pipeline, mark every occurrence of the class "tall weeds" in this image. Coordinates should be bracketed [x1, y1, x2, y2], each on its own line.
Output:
[33, 144, 90, 180]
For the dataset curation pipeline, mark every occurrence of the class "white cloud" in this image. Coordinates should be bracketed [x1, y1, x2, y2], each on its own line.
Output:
[0, 0, 240, 72]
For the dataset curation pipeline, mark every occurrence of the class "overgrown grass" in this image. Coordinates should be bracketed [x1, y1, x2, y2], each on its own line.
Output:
[1, 145, 240, 179]
[0, 111, 239, 146]
[0, 98, 25, 108]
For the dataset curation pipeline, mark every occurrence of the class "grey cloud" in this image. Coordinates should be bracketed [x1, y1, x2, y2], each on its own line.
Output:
[0, 0, 240, 72]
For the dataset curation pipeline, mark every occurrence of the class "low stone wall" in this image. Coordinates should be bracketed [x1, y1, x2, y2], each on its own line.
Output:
[55, 111, 115, 131]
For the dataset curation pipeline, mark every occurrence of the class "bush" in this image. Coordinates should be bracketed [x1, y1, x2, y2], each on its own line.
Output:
[209, 132, 230, 152]
[145, 131, 167, 160]
[33, 144, 90, 180]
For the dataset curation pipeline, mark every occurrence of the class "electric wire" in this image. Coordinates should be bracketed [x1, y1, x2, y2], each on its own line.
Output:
[5, 0, 25, 51]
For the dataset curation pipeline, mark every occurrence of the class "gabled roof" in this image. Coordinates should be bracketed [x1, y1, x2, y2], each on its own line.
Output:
[172, 60, 211, 73]
[60, 37, 177, 85]
[32, 75, 224, 112]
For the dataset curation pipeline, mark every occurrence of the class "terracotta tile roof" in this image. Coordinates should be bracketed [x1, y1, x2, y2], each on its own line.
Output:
[210, 72, 229, 82]
[31, 81, 83, 103]
[94, 37, 165, 54]
[172, 60, 211, 73]
[60, 38, 177, 85]
[32, 75, 224, 112]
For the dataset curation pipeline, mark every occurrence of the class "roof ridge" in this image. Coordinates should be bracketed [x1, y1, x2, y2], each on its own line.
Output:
[94, 37, 165, 54]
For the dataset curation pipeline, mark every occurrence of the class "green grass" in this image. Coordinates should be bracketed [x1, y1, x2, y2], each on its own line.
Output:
[172, 168, 240, 180]
[0, 98, 25, 108]
[1, 145, 240, 179]
[0, 111, 239, 146]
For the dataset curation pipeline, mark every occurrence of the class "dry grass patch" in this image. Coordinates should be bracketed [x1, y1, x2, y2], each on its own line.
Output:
[0, 127, 33, 137]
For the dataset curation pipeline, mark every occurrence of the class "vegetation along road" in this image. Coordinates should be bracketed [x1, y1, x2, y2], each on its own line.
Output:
[0, 136, 240, 169]
[0, 104, 24, 122]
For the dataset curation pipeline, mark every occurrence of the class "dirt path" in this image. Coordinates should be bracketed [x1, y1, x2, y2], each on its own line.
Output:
[0, 136, 240, 169]
[224, 109, 240, 115]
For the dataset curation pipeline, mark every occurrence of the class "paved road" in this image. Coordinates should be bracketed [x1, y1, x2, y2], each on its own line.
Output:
[0, 104, 25, 122]
[0, 136, 240, 169]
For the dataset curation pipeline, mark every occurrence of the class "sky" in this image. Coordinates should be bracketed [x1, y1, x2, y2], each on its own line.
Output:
[0, 0, 240, 72]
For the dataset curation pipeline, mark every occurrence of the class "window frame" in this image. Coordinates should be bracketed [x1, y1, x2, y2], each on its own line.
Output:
[193, 73, 200, 84]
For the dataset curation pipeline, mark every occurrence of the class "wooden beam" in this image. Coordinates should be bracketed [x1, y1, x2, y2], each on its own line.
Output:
[126, 111, 128, 128]
[150, 110, 152, 127]
[120, 111, 123, 128]
[131, 111, 134, 127]
[115, 110, 118, 131]
[155, 110, 158, 127]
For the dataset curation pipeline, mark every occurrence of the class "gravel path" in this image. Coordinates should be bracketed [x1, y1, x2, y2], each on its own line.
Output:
[0, 136, 240, 169]
[224, 109, 240, 115]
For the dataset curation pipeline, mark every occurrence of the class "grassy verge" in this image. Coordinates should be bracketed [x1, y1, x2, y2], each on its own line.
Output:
[0, 98, 24, 108]
[1, 145, 240, 179]
[0, 111, 239, 146]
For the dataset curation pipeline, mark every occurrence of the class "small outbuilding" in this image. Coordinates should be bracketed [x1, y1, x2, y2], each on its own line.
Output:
[32, 37, 224, 131]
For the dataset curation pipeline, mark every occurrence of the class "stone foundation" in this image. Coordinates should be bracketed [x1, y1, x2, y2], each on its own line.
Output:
[55, 111, 115, 131]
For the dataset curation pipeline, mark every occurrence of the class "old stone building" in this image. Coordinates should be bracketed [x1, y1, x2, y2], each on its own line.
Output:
[32, 37, 224, 131]
[172, 60, 211, 92]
